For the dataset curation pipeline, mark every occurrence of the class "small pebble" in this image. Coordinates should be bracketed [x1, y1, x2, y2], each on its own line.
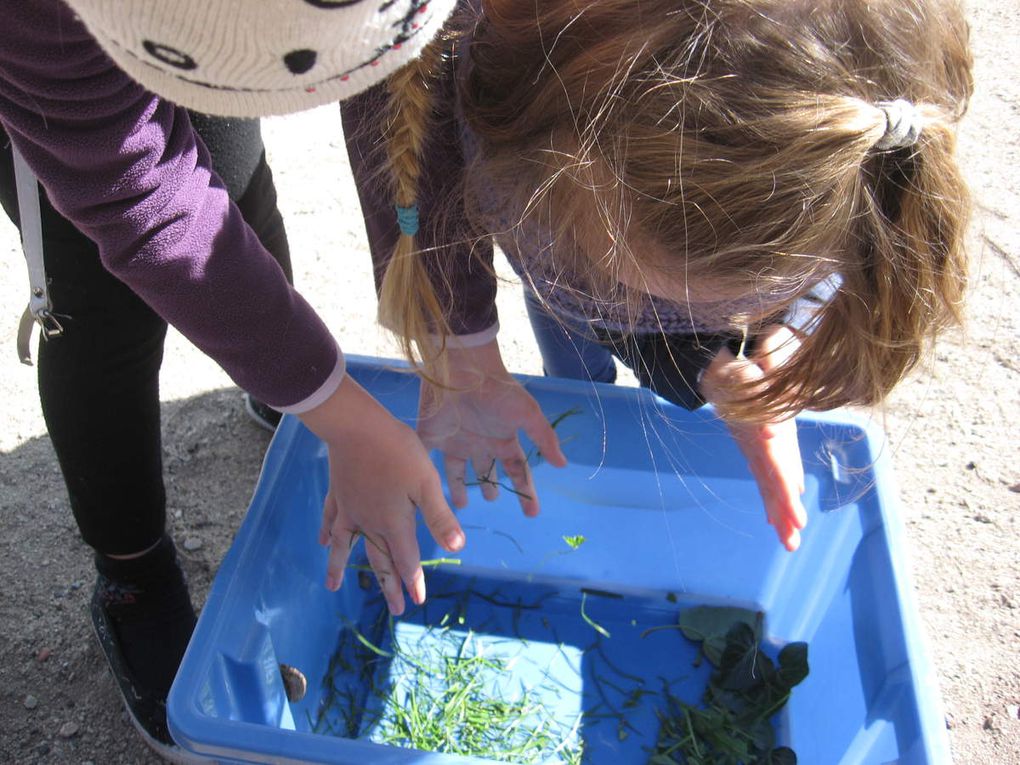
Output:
[1009, 483, 1020, 494]
[36, 647, 52, 662]
[58, 721, 79, 738]
[183, 538, 203, 552]
[174, 510, 183, 520]
[982, 715, 996, 731]
[23, 694, 38, 710]
[279, 664, 308, 703]
[70, 581, 82, 591]
[1008, 705, 1019, 721]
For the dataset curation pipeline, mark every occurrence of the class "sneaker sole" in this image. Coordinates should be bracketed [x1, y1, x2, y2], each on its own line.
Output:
[89, 591, 213, 764]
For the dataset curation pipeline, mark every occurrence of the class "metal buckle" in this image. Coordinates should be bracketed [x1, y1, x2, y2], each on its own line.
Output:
[17, 304, 64, 365]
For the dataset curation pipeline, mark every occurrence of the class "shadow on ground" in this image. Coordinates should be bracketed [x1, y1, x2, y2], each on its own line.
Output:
[0, 387, 275, 764]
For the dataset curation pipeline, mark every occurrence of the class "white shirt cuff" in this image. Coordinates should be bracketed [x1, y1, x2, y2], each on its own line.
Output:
[275, 344, 347, 415]
[429, 322, 499, 350]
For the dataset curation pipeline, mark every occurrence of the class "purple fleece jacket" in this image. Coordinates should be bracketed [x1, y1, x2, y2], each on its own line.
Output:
[0, 0, 343, 412]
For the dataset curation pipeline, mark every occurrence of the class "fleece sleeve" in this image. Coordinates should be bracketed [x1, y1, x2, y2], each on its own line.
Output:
[0, 0, 343, 413]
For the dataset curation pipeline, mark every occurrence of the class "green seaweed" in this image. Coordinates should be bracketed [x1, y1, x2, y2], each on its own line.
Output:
[649, 609, 809, 764]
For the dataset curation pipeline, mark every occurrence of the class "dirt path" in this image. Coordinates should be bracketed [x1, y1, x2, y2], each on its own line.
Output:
[0, 2, 1017, 762]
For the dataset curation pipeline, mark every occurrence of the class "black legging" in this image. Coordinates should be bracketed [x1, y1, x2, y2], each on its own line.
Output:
[0, 116, 291, 555]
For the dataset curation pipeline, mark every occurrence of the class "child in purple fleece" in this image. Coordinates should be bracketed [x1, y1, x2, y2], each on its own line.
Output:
[0, 109, 291, 751]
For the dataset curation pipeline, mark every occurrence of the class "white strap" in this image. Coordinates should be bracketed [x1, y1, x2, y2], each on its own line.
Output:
[12, 147, 62, 364]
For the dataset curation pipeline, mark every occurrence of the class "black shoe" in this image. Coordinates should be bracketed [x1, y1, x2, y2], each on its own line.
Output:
[90, 581, 208, 764]
[243, 392, 282, 432]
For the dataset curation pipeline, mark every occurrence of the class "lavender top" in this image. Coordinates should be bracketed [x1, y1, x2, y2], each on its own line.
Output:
[484, 191, 778, 336]
[0, 0, 344, 412]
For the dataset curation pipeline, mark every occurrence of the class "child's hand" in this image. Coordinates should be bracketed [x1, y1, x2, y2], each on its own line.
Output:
[417, 340, 568, 517]
[298, 375, 465, 615]
[701, 326, 807, 551]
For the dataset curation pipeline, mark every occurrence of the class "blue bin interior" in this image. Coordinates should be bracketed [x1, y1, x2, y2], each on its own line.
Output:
[168, 356, 947, 764]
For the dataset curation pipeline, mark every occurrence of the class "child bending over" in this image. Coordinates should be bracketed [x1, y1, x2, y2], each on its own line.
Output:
[343, 0, 972, 577]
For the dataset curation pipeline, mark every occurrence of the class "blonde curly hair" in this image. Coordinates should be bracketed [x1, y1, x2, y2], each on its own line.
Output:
[380, 0, 973, 420]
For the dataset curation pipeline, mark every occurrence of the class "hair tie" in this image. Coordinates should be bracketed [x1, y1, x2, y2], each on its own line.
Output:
[874, 99, 923, 150]
[395, 204, 419, 237]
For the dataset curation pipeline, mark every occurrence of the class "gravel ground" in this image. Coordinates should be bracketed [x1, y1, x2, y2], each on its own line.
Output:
[0, 2, 1017, 762]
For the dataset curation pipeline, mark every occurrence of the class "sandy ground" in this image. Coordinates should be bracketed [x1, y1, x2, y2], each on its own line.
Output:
[0, 3, 1017, 763]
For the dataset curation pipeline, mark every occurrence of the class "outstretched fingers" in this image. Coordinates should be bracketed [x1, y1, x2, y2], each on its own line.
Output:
[384, 523, 427, 609]
[319, 489, 339, 548]
[362, 533, 405, 615]
[414, 472, 465, 555]
[471, 456, 500, 501]
[500, 451, 538, 517]
[520, 403, 568, 469]
[739, 421, 807, 551]
[323, 523, 359, 592]
[443, 455, 469, 509]
[751, 325, 805, 495]
[706, 344, 808, 552]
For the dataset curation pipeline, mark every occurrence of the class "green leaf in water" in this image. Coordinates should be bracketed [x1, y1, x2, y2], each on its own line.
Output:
[350, 626, 393, 658]
[651, 607, 808, 765]
[549, 406, 583, 430]
[580, 592, 611, 638]
[563, 534, 586, 550]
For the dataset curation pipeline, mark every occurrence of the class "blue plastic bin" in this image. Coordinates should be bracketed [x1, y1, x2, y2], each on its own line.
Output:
[168, 356, 949, 764]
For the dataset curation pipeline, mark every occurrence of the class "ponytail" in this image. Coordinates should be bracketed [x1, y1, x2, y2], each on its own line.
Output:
[719, 100, 970, 423]
[377, 39, 453, 382]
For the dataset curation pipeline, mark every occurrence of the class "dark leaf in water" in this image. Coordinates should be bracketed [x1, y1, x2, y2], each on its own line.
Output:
[678, 606, 763, 650]
[705, 683, 763, 723]
[703, 634, 729, 666]
[717, 623, 774, 691]
[776, 642, 809, 690]
[747, 715, 776, 752]
[766, 746, 798, 765]
[652, 608, 807, 765]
